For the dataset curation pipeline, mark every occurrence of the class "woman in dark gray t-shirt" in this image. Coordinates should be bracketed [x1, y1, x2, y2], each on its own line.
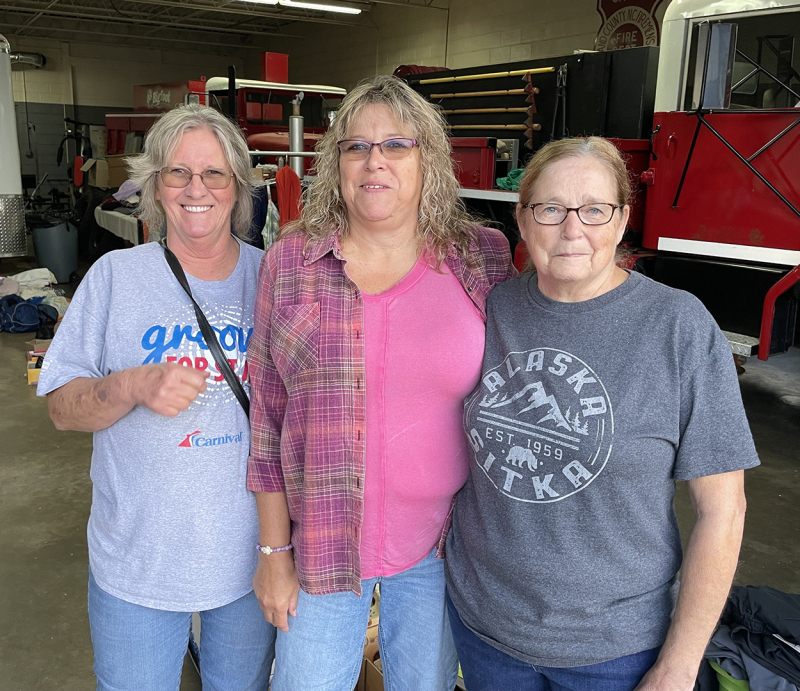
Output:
[445, 137, 760, 691]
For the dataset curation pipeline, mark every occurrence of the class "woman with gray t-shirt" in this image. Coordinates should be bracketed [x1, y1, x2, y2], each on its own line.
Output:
[445, 137, 759, 691]
[38, 104, 275, 691]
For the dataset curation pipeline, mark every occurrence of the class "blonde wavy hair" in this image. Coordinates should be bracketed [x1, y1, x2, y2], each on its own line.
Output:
[288, 74, 480, 261]
[127, 104, 255, 239]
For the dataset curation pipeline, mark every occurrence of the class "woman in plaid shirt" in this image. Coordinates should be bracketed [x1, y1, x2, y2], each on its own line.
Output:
[247, 75, 515, 691]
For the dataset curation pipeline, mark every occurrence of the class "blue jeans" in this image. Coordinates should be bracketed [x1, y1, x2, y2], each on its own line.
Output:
[88, 571, 276, 691]
[271, 550, 458, 691]
[446, 592, 660, 691]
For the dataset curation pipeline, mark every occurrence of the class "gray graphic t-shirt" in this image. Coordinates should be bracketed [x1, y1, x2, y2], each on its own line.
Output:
[445, 270, 760, 667]
[38, 240, 263, 611]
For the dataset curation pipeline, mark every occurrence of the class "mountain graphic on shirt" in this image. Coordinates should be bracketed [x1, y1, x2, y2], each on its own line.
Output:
[481, 381, 572, 431]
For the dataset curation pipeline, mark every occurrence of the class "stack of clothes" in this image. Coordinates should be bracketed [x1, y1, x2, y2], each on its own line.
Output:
[698, 587, 800, 690]
[0, 269, 70, 338]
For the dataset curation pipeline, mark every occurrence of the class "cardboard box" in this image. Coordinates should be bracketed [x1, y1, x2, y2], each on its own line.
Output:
[90, 125, 107, 159]
[106, 154, 134, 188]
[353, 657, 383, 691]
[26, 340, 51, 386]
[81, 158, 110, 189]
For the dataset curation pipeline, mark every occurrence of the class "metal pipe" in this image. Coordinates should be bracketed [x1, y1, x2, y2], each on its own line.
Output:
[249, 150, 317, 157]
[671, 117, 702, 209]
[10, 52, 45, 68]
[443, 107, 529, 114]
[446, 124, 531, 131]
[227, 65, 237, 121]
[0, 34, 27, 258]
[698, 113, 800, 218]
[289, 115, 305, 178]
[419, 67, 554, 85]
[747, 117, 800, 162]
[430, 88, 531, 99]
[758, 263, 800, 360]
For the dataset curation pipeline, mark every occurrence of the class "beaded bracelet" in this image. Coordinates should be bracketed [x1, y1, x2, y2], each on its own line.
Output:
[256, 542, 293, 556]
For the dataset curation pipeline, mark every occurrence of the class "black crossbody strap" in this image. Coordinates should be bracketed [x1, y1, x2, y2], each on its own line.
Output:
[161, 240, 250, 418]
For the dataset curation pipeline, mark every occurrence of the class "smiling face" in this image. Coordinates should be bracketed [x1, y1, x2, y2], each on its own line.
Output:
[156, 127, 236, 246]
[338, 103, 423, 234]
[517, 155, 630, 300]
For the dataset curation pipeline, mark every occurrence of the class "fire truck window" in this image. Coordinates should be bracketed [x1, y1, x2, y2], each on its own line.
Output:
[208, 92, 227, 115]
[728, 11, 800, 109]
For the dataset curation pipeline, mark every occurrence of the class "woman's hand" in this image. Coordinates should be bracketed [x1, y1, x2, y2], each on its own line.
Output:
[634, 662, 696, 691]
[48, 363, 207, 433]
[253, 550, 299, 632]
[127, 363, 209, 417]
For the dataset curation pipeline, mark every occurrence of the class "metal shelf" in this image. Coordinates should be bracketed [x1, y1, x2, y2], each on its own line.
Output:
[457, 188, 519, 202]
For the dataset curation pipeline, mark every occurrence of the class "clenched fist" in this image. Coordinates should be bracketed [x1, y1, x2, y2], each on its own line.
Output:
[129, 362, 209, 417]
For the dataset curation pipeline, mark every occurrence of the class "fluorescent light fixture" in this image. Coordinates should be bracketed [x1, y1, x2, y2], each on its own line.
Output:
[278, 0, 362, 14]
[238, 0, 279, 5]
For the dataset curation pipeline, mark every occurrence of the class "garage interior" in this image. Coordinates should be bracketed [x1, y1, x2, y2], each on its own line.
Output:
[2, 0, 800, 689]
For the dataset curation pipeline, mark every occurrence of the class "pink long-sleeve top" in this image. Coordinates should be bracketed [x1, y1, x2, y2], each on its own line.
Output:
[359, 255, 486, 578]
[246, 227, 515, 595]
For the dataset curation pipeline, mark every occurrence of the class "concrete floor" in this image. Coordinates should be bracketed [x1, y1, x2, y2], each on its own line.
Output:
[1, 254, 799, 690]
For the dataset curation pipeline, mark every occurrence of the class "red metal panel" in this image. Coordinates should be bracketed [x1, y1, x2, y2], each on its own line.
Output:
[261, 52, 289, 84]
[758, 263, 800, 360]
[129, 115, 160, 131]
[263, 103, 283, 121]
[188, 79, 207, 106]
[450, 137, 496, 190]
[105, 116, 130, 156]
[643, 111, 800, 253]
[246, 102, 261, 121]
[607, 138, 650, 234]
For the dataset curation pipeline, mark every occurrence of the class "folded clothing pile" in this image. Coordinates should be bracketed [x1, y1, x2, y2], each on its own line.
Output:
[0, 268, 70, 337]
[698, 586, 800, 691]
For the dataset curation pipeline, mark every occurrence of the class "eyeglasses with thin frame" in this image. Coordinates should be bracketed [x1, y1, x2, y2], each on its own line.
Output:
[521, 202, 623, 226]
[337, 138, 418, 160]
[160, 167, 234, 189]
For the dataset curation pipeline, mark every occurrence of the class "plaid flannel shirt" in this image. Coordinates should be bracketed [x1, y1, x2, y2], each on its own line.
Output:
[246, 226, 515, 595]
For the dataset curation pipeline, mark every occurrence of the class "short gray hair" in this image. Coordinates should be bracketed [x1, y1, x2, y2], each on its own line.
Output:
[127, 104, 255, 239]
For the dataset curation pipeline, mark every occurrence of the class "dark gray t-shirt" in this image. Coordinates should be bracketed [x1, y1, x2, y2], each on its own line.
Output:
[445, 270, 760, 668]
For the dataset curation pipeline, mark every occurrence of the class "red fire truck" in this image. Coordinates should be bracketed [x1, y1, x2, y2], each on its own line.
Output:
[638, 0, 800, 361]
[411, 0, 800, 361]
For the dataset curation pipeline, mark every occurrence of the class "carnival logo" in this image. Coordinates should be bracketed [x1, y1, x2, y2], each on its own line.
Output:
[178, 430, 244, 448]
[595, 0, 664, 51]
[466, 348, 614, 503]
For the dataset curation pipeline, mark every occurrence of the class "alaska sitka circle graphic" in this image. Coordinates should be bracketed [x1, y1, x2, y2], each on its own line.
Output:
[466, 348, 614, 503]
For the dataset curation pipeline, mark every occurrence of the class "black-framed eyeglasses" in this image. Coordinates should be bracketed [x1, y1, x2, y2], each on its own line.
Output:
[160, 167, 234, 189]
[337, 138, 418, 160]
[521, 202, 623, 226]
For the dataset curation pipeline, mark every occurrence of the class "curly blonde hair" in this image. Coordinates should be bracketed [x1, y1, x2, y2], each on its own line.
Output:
[288, 74, 480, 261]
[127, 104, 255, 239]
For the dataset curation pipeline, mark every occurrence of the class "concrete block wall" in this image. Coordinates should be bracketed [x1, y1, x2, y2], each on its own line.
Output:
[265, 4, 448, 91]
[446, 0, 599, 70]
[272, 0, 672, 90]
[14, 103, 126, 194]
[7, 35, 252, 192]
[9, 36, 249, 108]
